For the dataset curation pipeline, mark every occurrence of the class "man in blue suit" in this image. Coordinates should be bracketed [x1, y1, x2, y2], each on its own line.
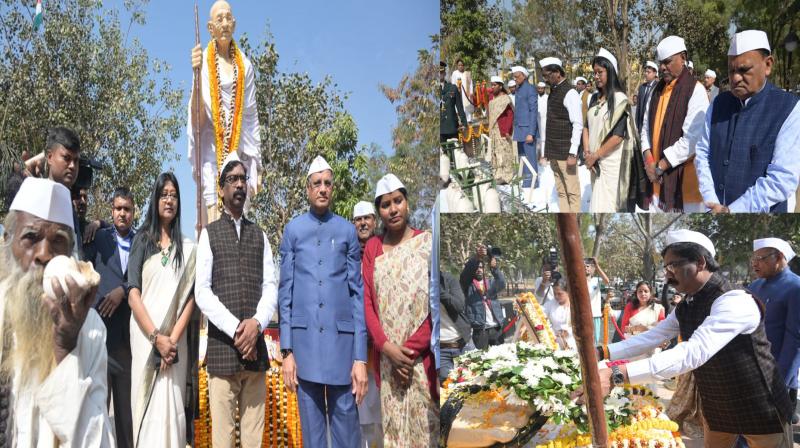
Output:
[83, 186, 136, 448]
[279, 155, 368, 447]
[749, 237, 800, 424]
[511, 65, 539, 191]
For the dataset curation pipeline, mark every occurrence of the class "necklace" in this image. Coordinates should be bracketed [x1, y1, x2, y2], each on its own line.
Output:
[593, 98, 607, 116]
[160, 240, 174, 267]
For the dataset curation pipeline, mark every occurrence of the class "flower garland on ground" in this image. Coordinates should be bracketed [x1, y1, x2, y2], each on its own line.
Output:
[446, 342, 636, 433]
[207, 39, 245, 173]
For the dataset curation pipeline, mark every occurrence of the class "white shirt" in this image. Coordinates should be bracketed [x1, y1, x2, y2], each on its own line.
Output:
[187, 47, 262, 207]
[114, 230, 133, 273]
[588, 277, 602, 317]
[608, 289, 760, 384]
[195, 215, 279, 338]
[640, 82, 709, 169]
[0, 278, 115, 447]
[533, 276, 555, 306]
[552, 80, 584, 155]
[440, 308, 460, 343]
[547, 303, 576, 349]
[537, 93, 548, 156]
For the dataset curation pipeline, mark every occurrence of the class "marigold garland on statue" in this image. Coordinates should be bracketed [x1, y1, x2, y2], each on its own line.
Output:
[516, 292, 558, 350]
[207, 39, 245, 173]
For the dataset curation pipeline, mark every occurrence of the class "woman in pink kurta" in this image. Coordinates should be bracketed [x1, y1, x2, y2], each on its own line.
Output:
[362, 173, 438, 447]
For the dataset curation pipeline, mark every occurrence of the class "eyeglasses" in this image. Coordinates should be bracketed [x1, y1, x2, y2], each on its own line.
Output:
[159, 193, 178, 202]
[751, 251, 779, 263]
[663, 259, 692, 273]
[309, 179, 333, 190]
[224, 174, 249, 185]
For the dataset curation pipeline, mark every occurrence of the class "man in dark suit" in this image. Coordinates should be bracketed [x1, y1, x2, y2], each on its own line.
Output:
[635, 61, 659, 132]
[440, 61, 466, 142]
[83, 186, 136, 448]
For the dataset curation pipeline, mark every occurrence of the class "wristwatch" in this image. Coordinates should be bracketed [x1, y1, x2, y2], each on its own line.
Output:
[610, 365, 625, 387]
[280, 349, 293, 358]
[148, 329, 160, 346]
[654, 164, 665, 177]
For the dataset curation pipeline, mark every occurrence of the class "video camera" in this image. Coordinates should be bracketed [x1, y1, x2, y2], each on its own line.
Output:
[485, 242, 503, 259]
[72, 157, 103, 191]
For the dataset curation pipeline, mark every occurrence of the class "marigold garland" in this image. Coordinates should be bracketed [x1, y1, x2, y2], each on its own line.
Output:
[207, 39, 245, 174]
[516, 292, 558, 350]
[458, 122, 489, 143]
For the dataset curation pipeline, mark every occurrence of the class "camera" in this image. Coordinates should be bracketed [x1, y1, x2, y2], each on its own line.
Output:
[485, 242, 503, 259]
[72, 157, 103, 190]
[548, 247, 559, 268]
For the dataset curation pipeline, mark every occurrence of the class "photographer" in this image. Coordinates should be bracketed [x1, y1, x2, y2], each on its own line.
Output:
[534, 263, 558, 307]
[439, 270, 471, 382]
[460, 244, 506, 350]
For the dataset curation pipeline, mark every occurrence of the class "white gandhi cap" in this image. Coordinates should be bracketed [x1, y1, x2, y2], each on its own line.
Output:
[704, 69, 717, 78]
[374, 173, 406, 199]
[10, 177, 74, 231]
[539, 57, 563, 68]
[596, 47, 618, 73]
[490, 75, 503, 84]
[307, 155, 332, 178]
[353, 201, 376, 219]
[510, 66, 529, 77]
[665, 229, 716, 258]
[753, 238, 795, 262]
[656, 35, 687, 62]
[728, 29, 771, 56]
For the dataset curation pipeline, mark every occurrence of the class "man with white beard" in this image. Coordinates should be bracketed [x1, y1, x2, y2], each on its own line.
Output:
[0, 177, 114, 447]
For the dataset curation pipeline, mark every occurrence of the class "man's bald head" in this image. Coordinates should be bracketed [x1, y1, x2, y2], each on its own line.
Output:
[210, 0, 232, 18]
[208, 0, 235, 45]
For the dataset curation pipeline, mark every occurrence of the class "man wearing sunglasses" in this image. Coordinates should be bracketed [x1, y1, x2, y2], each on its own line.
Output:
[748, 238, 800, 425]
[195, 152, 279, 447]
[595, 229, 793, 447]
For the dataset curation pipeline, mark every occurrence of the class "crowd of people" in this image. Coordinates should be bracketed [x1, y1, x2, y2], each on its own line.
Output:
[441, 29, 800, 213]
[0, 126, 438, 447]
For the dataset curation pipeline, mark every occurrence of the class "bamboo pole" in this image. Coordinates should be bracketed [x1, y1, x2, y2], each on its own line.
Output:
[193, 3, 207, 233]
[556, 213, 608, 447]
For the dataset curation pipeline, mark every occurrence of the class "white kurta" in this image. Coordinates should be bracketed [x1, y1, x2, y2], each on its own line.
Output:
[0, 282, 115, 447]
[546, 303, 576, 350]
[187, 46, 262, 208]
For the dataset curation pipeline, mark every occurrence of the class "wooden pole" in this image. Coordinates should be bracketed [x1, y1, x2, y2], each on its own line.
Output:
[556, 213, 608, 447]
[193, 3, 207, 233]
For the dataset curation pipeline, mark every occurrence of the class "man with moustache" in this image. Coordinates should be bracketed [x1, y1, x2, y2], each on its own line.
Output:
[279, 155, 368, 447]
[0, 177, 114, 446]
[695, 30, 800, 213]
[640, 36, 709, 212]
[748, 238, 800, 424]
[82, 186, 137, 448]
[461, 244, 506, 350]
[595, 229, 793, 446]
[195, 153, 278, 448]
[352, 200, 383, 447]
[352, 201, 377, 255]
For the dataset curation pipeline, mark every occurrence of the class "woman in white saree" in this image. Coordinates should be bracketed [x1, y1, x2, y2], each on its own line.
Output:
[126, 172, 196, 447]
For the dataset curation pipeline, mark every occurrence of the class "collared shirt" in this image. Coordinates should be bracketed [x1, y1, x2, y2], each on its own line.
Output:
[195, 213, 278, 338]
[609, 289, 759, 384]
[113, 228, 133, 273]
[555, 79, 585, 155]
[588, 276, 602, 317]
[695, 97, 800, 212]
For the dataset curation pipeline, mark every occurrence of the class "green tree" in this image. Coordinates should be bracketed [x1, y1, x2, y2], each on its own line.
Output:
[440, 0, 506, 77]
[0, 0, 185, 216]
[376, 48, 438, 227]
[238, 34, 372, 250]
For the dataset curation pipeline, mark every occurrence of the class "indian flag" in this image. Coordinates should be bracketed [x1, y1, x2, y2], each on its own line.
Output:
[33, 0, 42, 31]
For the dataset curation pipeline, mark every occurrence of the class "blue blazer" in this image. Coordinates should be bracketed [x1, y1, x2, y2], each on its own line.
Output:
[83, 227, 134, 352]
[513, 80, 539, 142]
[278, 210, 367, 386]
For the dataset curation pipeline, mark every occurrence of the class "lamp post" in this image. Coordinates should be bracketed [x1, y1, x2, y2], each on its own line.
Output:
[784, 31, 798, 91]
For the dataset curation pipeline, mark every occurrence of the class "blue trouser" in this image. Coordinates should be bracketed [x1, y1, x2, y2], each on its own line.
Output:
[439, 346, 465, 383]
[517, 141, 538, 188]
[297, 378, 360, 448]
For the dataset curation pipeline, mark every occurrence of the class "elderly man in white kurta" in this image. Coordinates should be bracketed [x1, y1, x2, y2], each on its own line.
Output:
[0, 177, 114, 447]
[189, 0, 262, 223]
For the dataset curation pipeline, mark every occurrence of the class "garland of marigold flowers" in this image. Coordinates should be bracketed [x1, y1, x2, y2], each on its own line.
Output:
[458, 122, 489, 143]
[207, 39, 245, 175]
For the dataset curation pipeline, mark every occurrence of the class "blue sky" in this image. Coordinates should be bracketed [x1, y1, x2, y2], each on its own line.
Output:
[114, 0, 439, 238]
